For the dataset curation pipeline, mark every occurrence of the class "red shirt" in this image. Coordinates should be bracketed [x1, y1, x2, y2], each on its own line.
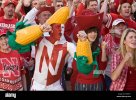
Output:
[0, 50, 24, 91]
[124, 67, 136, 91]
[110, 52, 128, 91]
[0, 16, 18, 32]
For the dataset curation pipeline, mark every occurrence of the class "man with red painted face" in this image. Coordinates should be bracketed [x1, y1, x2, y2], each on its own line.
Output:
[22, 4, 76, 90]
[29, 23, 76, 91]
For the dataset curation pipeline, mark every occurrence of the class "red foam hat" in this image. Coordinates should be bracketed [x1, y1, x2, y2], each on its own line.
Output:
[75, 12, 104, 31]
[37, 7, 55, 16]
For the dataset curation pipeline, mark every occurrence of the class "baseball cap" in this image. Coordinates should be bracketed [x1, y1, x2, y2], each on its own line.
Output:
[0, 29, 7, 37]
[3, 0, 17, 8]
[112, 19, 125, 26]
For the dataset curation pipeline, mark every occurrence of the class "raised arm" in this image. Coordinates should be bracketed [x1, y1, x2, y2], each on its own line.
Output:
[111, 52, 132, 81]
[100, 0, 108, 24]
[15, 0, 23, 20]
[23, 7, 38, 25]
[23, 0, 42, 25]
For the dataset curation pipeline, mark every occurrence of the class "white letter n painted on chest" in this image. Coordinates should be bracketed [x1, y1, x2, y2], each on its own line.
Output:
[48, 50, 63, 75]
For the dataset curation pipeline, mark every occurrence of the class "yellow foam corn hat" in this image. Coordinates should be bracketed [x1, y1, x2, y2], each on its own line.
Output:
[46, 7, 69, 24]
[15, 7, 70, 45]
[76, 39, 93, 64]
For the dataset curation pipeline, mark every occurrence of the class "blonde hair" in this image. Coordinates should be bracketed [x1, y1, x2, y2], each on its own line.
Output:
[120, 28, 136, 66]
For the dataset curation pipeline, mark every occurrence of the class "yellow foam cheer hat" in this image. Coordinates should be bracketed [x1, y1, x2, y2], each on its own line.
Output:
[15, 7, 70, 45]
[46, 7, 70, 25]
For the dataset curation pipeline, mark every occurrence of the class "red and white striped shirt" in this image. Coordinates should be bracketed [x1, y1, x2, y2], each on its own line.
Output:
[103, 33, 120, 77]
[33, 38, 76, 86]
[110, 52, 128, 91]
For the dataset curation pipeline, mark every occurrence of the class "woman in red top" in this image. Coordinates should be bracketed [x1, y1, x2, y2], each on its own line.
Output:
[75, 27, 106, 91]
[74, 13, 107, 91]
[110, 28, 136, 91]
[0, 30, 26, 91]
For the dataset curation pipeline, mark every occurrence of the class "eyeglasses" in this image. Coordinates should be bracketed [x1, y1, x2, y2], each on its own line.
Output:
[56, 5, 63, 7]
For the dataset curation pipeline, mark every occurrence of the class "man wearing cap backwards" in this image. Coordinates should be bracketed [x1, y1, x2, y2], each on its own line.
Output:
[0, 0, 18, 32]
[101, 0, 136, 32]
[101, 18, 127, 91]
[0, 30, 27, 91]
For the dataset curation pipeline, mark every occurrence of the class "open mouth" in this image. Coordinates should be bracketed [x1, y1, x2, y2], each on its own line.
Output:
[125, 11, 130, 14]
[131, 43, 136, 45]
[59, 33, 62, 37]
[2, 43, 8, 47]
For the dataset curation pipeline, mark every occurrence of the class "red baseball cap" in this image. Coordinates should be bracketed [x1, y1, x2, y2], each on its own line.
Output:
[0, 29, 7, 37]
[3, 0, 17, 8]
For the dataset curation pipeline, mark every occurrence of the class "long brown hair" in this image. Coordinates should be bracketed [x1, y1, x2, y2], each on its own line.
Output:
[85, 27, 99, 52]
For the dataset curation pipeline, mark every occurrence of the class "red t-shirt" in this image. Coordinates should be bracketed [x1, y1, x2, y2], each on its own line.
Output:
[0, 50, 24, 91]
[124, 67, 136, 91]
[0, 16, 18, 32]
